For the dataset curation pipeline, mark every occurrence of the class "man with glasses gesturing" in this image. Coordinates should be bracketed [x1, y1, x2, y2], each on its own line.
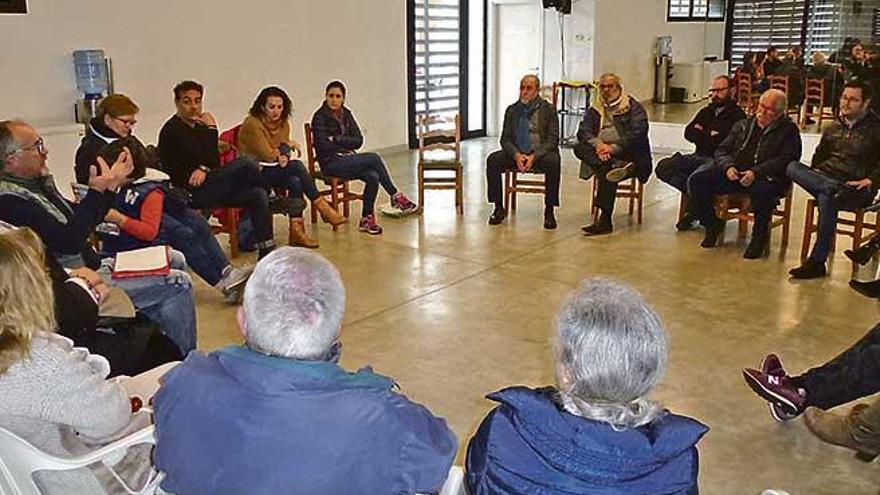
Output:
[655, 75, 746, 231]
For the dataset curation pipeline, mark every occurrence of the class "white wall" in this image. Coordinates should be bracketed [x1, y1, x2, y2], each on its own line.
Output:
[593, 0, 725, 100]
[0, 0, 407, 168]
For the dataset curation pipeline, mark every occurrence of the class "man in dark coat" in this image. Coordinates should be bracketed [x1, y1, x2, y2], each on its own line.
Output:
[689, 89, 802, 259]
[574, 73, 652, 236]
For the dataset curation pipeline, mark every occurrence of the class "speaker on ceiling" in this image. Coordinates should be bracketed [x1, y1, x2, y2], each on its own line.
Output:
[542, 0, 571, 15]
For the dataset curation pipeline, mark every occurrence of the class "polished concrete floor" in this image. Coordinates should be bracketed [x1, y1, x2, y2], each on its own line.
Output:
[194, 138, 880, 495]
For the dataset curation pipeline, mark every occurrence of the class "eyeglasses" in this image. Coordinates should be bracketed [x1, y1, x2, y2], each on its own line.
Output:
[113, 116, 138, 127]
[708, 86, 729, 93]
[14, 136, 46, 156]
[599, 84, 618, 90]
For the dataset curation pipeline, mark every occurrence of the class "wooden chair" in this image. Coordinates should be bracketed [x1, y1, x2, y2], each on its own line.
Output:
[713, 187, 793, 248]
[768, 75, 801, 122]
[504, 170, 546, 212]
[417, 113, 463, 214]
[212, 126, 245, 258]
[736, 71, 758, 114]
[802, 78, 837, 129]
[800, 199, 880, 262]
[304, 123, 363, 229]
[591, 176, 644, 224]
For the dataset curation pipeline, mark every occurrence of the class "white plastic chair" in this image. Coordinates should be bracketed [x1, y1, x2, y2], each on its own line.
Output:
[436, 465, 465, 495]
[0, 424, 161, 495]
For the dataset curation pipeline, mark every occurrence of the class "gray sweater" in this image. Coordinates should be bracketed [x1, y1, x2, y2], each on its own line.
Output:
[0, 333, 146, 495]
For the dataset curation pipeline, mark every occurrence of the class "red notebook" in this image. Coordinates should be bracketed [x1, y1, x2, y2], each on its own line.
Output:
[112, 246, 171, 279]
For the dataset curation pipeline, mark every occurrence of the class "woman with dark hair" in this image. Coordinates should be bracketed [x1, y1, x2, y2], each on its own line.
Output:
[238, 86, 345, 248]
[310, 81, 417, 235]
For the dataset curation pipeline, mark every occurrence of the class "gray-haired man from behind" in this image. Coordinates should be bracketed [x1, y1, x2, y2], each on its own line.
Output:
[153, 247, 457, 495]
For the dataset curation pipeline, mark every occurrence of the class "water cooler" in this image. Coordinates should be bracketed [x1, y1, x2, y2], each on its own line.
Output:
[73, 50, 113, 124]
[654, 36, 673, 104]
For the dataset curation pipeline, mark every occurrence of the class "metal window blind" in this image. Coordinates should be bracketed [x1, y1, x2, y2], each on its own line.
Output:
[728, 0, 807, 70]
[414, 0, 461, 133]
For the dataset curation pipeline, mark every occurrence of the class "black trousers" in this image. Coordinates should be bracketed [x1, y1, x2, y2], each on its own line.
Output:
[795, 323, 880, 410]
[688, 165, 786, 238]
[574, 143, 635, 215]
[486, 150, 560, 208]
[189, 157, 274, 248]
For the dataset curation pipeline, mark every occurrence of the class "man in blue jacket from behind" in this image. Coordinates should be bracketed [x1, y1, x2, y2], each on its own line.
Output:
[153, 247, 457, 495]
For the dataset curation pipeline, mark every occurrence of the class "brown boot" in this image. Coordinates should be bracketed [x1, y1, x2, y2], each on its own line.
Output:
[313, 197, 346, 227]
[804, 405, 880, 461]
[288, 217, 319, 248]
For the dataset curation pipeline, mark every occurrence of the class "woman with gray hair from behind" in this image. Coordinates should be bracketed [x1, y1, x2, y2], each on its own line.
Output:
[466, 277, 708, 495]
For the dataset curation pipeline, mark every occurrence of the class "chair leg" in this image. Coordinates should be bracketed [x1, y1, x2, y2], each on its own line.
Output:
[800, 200, 815, 261]
[637, 182, 644, 225]
[511, 173, 518, 211]
[781, 200, 791, 248]
[228, 209, 239, 259]
[418, 164, 425, 214]
[456, 167, 464, 215]
[341, 182, 351, 222]
[854, 210, 865, 253]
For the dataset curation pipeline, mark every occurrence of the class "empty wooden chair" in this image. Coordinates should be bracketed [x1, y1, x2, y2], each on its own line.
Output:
[417, 113, 463, 214]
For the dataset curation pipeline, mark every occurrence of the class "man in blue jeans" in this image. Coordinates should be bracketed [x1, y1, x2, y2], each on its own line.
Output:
[787, 81, 880, 279]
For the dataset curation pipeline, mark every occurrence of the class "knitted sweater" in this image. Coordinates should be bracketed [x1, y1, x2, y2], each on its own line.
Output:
[0, 333, 145, 495]
[237, 115, 291, 162]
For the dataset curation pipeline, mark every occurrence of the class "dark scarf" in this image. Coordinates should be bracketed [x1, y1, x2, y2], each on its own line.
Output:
[513, 98, 540, 153]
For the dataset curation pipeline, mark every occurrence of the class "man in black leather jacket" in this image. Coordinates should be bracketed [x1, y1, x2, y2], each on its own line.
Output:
[788, 81, 880, 279]
[688, 89, 802, 259]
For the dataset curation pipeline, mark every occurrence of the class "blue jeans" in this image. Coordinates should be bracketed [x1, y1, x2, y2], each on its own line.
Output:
[321, 153, 398, 217]
[100, 250, 198, 355]
[159, 209, 230, 286]
[787, 161, 842, 263]
[260, 160, 320, 217]
[796, 323, 880, 410]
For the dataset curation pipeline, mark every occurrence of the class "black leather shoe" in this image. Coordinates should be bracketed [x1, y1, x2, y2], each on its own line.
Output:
[851, 279, 880, 298]
[488, 208, 507, 226]
[743, 235, 769, 259]
[543, 210, 557, 230]
[789, 260, 827, 279]
[700, 220, 724, 248]
[845, 236, 880, 265]
[675, 213, 697, 231]
[582, 220, 613, 236]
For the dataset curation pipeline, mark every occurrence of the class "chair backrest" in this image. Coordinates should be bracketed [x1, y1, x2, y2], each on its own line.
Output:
[303, 122, 320, 176]
[736, 70, 753, 107]
[218, 125, 242, 166]
[418, 113, 461, 163]
[0, 424, 159, 495]
[804, 78, 826, 102]
[768, 75, 789, 93]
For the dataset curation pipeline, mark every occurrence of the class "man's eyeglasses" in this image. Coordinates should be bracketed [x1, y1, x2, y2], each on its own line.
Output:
[599, 84, 618, 90]
[113, 116, 138, 127]
[13, 137, 46, 156]
[708, 86, 729, 93]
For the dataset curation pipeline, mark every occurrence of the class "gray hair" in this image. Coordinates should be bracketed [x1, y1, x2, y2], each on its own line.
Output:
[763, 89, 788, 114]
[242, 247, 345, 360]
[0, 121, 23, 169]
[521, 74, 541, 88]
[554, 278, 667, 429]
[599, 73, 623, 88]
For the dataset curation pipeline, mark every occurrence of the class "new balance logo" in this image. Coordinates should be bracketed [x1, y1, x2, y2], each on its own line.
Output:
[767, 375, 781, 386]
